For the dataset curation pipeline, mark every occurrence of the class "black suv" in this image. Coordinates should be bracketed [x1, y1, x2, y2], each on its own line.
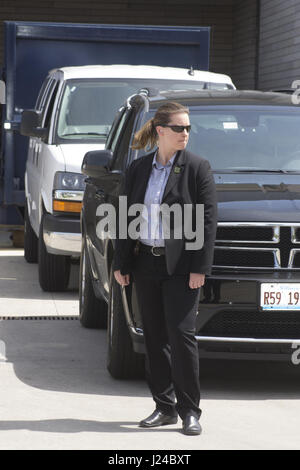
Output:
[80, 89, 300, 379]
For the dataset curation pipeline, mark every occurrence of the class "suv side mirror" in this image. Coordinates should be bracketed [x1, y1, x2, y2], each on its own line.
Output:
[81, 150, 114, 178]
[20, 109, 47, 139]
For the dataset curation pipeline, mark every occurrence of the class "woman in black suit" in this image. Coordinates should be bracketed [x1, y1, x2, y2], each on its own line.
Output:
[113, 101, 217, 435]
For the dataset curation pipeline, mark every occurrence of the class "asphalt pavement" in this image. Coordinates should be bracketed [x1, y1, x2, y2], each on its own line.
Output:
[1, 245, 300, 450]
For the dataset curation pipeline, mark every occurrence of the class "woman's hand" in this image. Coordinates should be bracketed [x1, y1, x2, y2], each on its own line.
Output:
[189, 273, 205, 289]
[114, 270, 130, 286]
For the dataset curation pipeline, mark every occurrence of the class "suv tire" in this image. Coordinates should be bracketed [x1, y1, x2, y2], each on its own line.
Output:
[38, 214, 71, 292]
[79, 239, 108, 329]
[24, 200, 38, 263]
[107, 266, 144, 379]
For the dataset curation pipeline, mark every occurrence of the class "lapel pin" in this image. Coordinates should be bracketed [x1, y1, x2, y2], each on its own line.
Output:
[174, 166, 181, 174]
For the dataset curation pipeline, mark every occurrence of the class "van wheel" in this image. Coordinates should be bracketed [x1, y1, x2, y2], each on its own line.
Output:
[38, 215, 71, 292]
[107, 267, 144, 379]
[24, 201, 38, 263]
[79, 240, 107, 329]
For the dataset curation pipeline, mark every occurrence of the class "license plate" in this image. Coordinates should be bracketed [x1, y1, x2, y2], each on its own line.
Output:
[260, 283, 300, 310]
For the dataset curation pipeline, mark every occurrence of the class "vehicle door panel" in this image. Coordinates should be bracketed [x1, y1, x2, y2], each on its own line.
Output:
[27, 78, 58, 231]
[88, 107, 137, 292]
[26, 77, 51, 232]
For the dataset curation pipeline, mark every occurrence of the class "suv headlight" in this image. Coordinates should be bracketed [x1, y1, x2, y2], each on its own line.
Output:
[53, 171, 86, 213]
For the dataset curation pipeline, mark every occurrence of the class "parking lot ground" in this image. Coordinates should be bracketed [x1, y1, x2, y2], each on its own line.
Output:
[1, 247, 300, 450]
[0, 247, 79, 318]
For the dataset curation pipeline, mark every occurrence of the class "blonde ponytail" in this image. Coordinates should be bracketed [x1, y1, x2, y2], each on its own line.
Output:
[131, 118, 157, 150]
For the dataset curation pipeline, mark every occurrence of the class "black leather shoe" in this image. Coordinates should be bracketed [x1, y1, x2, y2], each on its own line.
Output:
[139, 410, 178, 428]
[182, 415, 202, 435]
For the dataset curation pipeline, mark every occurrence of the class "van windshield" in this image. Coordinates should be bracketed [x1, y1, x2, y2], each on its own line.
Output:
[140, 105, 300, 172]
[56, 79, 233, 142]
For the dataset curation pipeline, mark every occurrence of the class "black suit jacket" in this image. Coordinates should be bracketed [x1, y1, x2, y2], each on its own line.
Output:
[113, 149, 218, 276]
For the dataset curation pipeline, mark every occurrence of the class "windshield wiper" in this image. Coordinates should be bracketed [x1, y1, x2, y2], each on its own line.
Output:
[217, 168, 289, 174]
[61, 132, 107, 137]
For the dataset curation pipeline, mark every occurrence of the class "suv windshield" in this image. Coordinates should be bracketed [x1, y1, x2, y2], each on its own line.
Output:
[56, 79, 233, 142]
[141, 105, 300, 172]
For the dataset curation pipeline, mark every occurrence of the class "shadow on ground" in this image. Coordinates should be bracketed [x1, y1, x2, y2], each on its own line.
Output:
[1, 317, 300, 401]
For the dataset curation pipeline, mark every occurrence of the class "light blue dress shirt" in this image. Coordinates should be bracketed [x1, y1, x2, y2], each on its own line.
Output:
[139, 151, 177, 247]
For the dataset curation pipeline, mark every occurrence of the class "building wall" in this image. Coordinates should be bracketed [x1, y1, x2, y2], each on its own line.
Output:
[258, 0, 300, 91]
[0, 0, 235, 78]
[231, 0, 258, 89]
[1, 0, 299, 91]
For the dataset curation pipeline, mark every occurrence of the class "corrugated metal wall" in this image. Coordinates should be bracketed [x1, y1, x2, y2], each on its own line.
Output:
[0, 0, 236, 79]
[232, 0, 258, 89]
[258, 0, 300, 90]
[1, 0, 299, 91]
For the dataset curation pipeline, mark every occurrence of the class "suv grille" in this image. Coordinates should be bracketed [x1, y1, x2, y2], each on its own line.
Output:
[214, 224, 300, 269]
[217, 226, 274, 242]
[201, 310, 300, 339]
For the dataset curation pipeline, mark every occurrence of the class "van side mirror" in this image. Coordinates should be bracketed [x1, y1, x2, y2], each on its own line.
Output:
[20, 109, 47, 139]
[81, 150, 114, 178]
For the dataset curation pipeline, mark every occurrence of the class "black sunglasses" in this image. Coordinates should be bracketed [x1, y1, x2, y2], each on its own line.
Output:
[161, 124, 191, 133]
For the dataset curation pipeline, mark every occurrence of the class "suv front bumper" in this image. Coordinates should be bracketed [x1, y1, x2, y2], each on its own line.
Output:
[129, 271, 300, 360]
[43, 213, 81, 256]
[194, 271, 300, 359]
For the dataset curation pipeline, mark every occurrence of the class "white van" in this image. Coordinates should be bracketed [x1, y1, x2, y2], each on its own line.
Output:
[20, 64, 235, 292]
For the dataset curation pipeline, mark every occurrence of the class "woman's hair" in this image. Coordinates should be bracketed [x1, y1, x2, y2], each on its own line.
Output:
[131, 101, 189, 150]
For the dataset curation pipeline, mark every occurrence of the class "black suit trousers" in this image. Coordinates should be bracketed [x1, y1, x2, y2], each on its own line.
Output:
[132, 251, 201, 420]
